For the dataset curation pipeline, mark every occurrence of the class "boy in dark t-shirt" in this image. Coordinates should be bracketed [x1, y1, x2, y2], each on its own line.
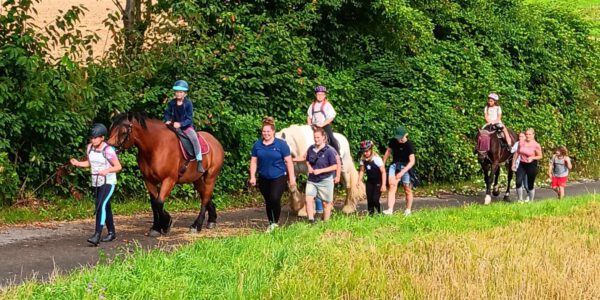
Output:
[382, 126, 416, 216]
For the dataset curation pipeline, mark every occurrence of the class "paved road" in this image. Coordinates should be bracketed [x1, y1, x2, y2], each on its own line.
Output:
[1, 181, 599, 288]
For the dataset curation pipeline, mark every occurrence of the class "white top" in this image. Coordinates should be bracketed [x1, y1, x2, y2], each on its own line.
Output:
[87, 143, 118, 187]
[485, 106, 502, 124]
[511, 141, 521, 169]
[360, 156, 384, 169]
[307, 101, 336, 126]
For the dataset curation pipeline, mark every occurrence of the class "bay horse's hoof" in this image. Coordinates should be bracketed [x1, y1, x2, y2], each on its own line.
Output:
[484, 195, 492, 205]
[148, 229, 162, 237]
[189, 226, 200, 234]
[503, 195, 511, 202]
[206, 222, 216, 229]
[492, 190, 500, 197]
[161, 216, 173, 235]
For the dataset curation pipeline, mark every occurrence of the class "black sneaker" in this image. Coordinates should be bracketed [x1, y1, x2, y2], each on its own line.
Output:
[101, 232, 116, 242]
[87, 232, 101, 246]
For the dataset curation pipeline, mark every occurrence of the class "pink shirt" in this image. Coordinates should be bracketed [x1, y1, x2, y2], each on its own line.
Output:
[517, 140, 541, 163]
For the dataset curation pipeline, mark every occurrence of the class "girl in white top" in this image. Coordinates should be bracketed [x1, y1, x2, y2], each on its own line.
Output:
[70, 123, 122, 246]
[307, 85, 339, 153]
[484, 93, 512, 146]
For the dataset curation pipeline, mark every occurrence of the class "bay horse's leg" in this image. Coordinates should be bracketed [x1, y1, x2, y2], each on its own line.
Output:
[190, 176, 218, 233]
[503, 163, 513, 202]
[143, 180, 162, 237]
[206, 199, 217, 229]
[492, 163, 500, 197]
[482, 162, 492, 205]
[155, 178, 176, 235]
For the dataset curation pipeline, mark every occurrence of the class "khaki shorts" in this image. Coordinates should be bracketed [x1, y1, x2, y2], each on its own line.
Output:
[305, 176, 335, 203]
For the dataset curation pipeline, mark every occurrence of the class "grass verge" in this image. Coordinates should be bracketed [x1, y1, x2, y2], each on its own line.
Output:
[2, 194, 599, 299]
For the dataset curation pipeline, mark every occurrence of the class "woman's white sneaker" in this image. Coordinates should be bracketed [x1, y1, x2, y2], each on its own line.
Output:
[266, 223, 279, 233]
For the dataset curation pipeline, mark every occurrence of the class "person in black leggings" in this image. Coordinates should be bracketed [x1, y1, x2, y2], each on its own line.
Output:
[249, 117, 296, 232]
[357, 140, 387, 215]
[514, 128, 543, 201]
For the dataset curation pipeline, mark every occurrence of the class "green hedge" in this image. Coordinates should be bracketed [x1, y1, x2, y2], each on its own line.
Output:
[0, 0, 598, 204]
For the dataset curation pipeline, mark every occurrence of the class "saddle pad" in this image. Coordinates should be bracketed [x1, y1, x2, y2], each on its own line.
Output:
[179, 132, 210, 161]
[198, 133, 209, 154]
[477, 130, 493, 152]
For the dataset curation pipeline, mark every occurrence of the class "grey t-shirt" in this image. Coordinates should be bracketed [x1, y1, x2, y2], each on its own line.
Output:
[551, 156, 569, 177]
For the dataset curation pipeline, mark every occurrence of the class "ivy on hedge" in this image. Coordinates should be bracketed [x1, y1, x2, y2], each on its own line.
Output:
[0, 0, 598, 204]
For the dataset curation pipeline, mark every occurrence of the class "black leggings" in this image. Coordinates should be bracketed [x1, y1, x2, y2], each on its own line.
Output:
[258, 175, 287, 224]
[93, 184, 116, 234]
[365, 181, 382, 215]
[516, 160, 538, 191]
[322, 124, 340, 154]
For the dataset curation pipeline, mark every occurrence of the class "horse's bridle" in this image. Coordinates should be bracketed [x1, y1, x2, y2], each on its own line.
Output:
[109, 123, 133, 153]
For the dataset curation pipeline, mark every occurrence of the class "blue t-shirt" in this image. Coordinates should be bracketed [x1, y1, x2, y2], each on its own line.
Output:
[251, 138, 291, 180]
[306, 144, 337, 182]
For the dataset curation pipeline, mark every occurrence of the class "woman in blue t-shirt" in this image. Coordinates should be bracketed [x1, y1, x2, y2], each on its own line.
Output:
[249, 117, 296, 232]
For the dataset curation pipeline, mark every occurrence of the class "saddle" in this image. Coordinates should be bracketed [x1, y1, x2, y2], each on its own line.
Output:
[174, 129, 210, 161]
[477, 124, 509, 153]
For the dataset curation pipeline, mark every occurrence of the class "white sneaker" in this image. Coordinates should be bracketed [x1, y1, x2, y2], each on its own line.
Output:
[266, 223, 278, 233]
[404, 209, 412, 216]
[383, 209, 394, 215]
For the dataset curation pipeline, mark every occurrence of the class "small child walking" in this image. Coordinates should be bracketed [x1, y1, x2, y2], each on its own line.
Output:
[70, 123, 122, 246]
[548, 146, 572, 199]
[357, 140, 386, 215]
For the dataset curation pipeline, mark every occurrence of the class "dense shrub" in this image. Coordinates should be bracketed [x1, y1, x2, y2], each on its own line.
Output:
[0, 0, 598, 202]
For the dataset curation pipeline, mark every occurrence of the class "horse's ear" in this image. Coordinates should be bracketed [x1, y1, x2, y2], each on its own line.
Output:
[110, 109, 121, 118]
[281, 132, 286, 139]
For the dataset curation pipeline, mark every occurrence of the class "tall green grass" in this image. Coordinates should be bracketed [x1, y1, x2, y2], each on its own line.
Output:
[3, 195, 599, 299]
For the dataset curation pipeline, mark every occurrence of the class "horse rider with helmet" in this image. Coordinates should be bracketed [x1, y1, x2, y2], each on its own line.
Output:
[484, 92, 512, 148]
[307, 85, 340, 154]
[164, 80, 204, 173]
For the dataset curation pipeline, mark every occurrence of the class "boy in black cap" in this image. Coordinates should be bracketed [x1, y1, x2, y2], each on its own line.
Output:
[382, 126, 415, 216]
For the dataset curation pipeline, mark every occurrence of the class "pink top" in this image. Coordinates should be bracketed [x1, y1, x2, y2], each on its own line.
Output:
[517, 140, 541, 163]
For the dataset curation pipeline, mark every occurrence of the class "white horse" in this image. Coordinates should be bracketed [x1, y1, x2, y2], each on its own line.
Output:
[276, 125, 365, 216]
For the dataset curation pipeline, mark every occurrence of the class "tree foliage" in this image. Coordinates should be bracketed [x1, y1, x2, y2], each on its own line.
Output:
[0, 0, 598, 203]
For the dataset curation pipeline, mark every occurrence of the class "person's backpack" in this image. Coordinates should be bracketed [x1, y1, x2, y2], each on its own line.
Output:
[87, 144, 115, 166]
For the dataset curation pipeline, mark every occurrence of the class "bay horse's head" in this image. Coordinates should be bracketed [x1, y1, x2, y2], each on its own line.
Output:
[107, 112, 147, 153]
[475, 128, 494, 164]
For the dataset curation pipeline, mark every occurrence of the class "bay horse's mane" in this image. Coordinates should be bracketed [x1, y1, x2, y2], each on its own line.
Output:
[111, 112, 149, 129]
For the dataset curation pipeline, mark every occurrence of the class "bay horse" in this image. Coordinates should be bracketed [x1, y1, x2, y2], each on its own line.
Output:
[107, 112, 224, 236]
[275, 125, 365, 215]
[475, 125, 518, 204]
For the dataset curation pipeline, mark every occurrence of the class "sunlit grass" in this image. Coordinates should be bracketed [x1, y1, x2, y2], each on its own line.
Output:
[2, 194, 599, 299]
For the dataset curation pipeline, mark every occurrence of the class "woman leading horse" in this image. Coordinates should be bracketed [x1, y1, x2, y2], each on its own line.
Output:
[107, 112, 224, 236]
